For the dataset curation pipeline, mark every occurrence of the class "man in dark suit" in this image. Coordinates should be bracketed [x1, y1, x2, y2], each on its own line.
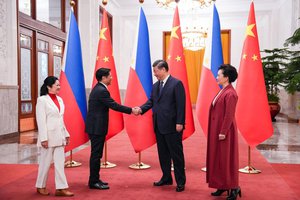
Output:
[85, 68, 136, 190]
[138, 60, 186, 192]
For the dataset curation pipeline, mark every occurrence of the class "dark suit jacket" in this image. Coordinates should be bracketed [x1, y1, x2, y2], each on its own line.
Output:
[85, 83, 132, 136]
[140, 75, 186, 134]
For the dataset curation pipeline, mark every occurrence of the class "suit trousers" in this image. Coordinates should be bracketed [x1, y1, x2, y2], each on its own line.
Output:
[35, 146, 68, 189]
[155, 130, 186, 186]
[88, 134, 106, 184]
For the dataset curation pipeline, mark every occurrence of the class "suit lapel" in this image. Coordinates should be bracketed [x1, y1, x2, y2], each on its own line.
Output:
[45, 95, 60, 114]
[57, 96, 64, 114]
[213, 84, 232, 106]
[157, 76, 171, 101]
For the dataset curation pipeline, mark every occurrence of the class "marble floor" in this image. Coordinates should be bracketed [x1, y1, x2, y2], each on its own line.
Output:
[0, 115, 299, 164]
[257, 114, 300, 164]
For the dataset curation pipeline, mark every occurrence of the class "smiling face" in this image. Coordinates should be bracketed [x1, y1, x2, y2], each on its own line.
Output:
[47, 80, 60, 95]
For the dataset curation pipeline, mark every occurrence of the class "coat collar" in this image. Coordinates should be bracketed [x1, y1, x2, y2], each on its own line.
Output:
[96, 82, 109, 91]
[99, 82, 108, 90]
[213, 84, 233, 106]
[45, 94, 63, 114]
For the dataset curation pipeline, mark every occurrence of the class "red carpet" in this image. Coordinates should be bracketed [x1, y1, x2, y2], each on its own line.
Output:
[0, 116, 299, 199]
[271, 163, 300, 198]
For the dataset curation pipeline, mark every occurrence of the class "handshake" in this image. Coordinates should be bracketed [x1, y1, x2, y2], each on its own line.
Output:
[132, 107, 142, 116]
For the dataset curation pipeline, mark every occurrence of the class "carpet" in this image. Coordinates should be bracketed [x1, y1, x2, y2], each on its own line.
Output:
[0, 117, 299, 199]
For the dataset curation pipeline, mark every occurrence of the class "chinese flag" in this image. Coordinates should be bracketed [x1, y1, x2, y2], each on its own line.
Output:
[236, 2, 273, 147]
[92, 9, 124, 140]
[167, 6, 195, 139]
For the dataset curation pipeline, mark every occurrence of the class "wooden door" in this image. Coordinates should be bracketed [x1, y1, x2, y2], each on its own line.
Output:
[19, 29, 63, 132]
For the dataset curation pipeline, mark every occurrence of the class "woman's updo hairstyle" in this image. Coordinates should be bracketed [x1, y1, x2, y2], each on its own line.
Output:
[40, 76, 58, 96]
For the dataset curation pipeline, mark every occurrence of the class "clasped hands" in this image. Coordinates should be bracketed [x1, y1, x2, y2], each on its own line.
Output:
[132, 107, 142, 116]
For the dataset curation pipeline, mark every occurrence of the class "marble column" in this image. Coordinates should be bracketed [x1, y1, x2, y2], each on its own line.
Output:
[0, 0, 18, 136]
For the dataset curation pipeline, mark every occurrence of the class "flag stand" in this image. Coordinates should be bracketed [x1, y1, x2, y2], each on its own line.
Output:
[100, 142, 116, 168]
[129, 152, 150, 169]
[239, 146, 261, 174]
[65, 150, 82, 168]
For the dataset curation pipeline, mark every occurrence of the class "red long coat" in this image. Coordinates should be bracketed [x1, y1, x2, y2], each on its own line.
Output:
[206, 84, 239, 189]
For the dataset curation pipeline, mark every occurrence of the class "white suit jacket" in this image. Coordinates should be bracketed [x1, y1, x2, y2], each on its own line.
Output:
[36, 94, 70, 147]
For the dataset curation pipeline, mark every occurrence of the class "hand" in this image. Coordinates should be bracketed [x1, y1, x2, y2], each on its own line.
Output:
[41, 141, 48, 149]
[219, 134, 226, 140]
[66, 137, 70, 145]
[176, 124, 183, 132]
[132, 107, 142, 116]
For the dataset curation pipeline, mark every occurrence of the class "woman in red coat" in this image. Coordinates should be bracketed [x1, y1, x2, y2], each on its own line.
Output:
[206, 64, 241, 200]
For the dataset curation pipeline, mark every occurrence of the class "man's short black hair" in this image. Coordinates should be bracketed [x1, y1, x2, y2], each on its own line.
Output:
[218, 64, 238, 83]
[96, 68, 111, 81]
[152, 59, 169, 72]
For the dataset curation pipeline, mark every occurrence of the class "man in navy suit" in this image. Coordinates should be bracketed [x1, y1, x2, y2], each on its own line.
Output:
[85, 68, 136, 190]
[139, 60, 186, 192]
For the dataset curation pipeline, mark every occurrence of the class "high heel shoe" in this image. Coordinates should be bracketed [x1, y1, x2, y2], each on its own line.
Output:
[237, 187, 241, 197]
[211, 189, 230, 196]
[227, 187, 241, 200]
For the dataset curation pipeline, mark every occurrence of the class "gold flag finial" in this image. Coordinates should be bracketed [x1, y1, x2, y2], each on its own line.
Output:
[102, 0, 108, 6]
[70, 0, 75, 7]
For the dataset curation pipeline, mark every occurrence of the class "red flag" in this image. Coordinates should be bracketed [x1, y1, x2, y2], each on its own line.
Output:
[92, 9, 124, 140]
[124, 8, 156, 153]
[60, 10, 88, 152]
[236, 2, 273, 147]
[195, 5, 223, 137]
[167, 6, 195, 139]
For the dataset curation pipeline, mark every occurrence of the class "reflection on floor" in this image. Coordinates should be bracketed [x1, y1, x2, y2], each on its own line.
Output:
[257, 114, 300, 164]
[0, 114, 299, 164]
[0, 131, 88, 164]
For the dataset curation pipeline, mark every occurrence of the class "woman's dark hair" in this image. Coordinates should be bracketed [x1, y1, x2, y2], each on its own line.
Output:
[40, 76, 59, 96]
[152, 59, 169, 72]
[96, 68, 111, 81]
[218, 64, 238, 83]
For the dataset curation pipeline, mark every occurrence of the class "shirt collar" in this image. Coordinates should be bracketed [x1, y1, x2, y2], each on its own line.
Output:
[100, 82, 108, 90]
[161, 74, 170, 86]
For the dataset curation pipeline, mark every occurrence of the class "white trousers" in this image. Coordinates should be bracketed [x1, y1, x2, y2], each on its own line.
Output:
[35, 146, 68, 189]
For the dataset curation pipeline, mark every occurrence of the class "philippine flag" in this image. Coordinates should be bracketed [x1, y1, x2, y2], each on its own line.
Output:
[124, 7, 156, 153]
[59, 10, 88, 152]
[195, 4, 224, 137]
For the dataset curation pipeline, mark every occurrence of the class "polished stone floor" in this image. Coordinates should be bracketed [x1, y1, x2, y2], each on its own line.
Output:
[257, 115, 300, 164]
[0, 131, 89, 164]
[0, 115, 299, 164]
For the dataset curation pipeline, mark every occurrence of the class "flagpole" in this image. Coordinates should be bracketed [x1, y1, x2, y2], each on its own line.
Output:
[239, 146, 261, 174]
[65, 150, 82, 168]
[100, 142, 117, 168]
[64, 1, 85, 168]
[129, 152, 150, 169]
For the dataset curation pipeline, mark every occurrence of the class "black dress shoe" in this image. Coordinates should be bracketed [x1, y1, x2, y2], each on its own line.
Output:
[99, 180, 108, 185]
[153, 180, 173, 186]
[211, 189, 230, 196]
[89, 182, 110, 190]
[176, 185, 185, 192]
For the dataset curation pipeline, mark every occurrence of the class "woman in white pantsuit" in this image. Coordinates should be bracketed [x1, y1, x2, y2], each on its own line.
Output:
[35, 76, 74, 197]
